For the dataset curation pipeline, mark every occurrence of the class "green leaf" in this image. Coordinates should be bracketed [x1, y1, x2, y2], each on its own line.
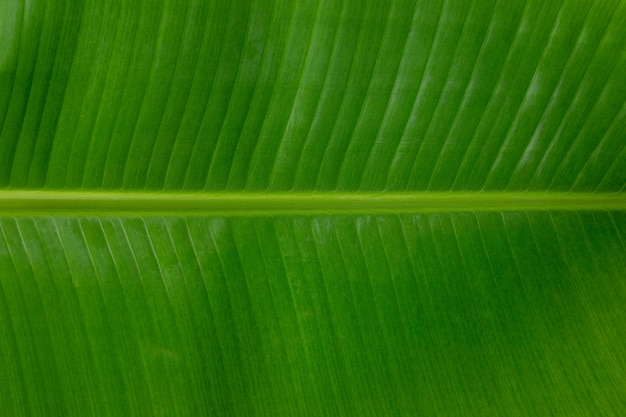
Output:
[1, 0, 625, 416]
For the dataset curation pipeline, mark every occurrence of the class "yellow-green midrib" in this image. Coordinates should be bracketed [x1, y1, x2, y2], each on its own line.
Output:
[1, 190, 625, 215]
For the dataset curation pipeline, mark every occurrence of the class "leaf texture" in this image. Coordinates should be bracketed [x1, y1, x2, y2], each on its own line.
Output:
[1, 0, 626, 416]
[1, 213, 626, 416]
[1, 0, 626, 191]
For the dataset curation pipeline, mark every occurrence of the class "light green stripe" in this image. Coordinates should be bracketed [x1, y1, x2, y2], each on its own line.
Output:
[0, 191, 625, 215]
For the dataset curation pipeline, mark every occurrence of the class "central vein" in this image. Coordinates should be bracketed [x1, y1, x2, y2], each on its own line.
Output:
[0, 191, 624, 215]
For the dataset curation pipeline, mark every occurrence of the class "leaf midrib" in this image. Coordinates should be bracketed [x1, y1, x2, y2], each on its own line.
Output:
[0, 190, 625, 215]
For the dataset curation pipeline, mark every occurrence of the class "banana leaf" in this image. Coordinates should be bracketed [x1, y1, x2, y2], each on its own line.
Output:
[1, 0, 625, 415]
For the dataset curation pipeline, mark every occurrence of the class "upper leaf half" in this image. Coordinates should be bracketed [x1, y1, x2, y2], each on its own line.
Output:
[1, 0, 625, 192]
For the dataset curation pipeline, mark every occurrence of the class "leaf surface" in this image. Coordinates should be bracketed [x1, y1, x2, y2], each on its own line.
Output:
[1, 0, 625, 416]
